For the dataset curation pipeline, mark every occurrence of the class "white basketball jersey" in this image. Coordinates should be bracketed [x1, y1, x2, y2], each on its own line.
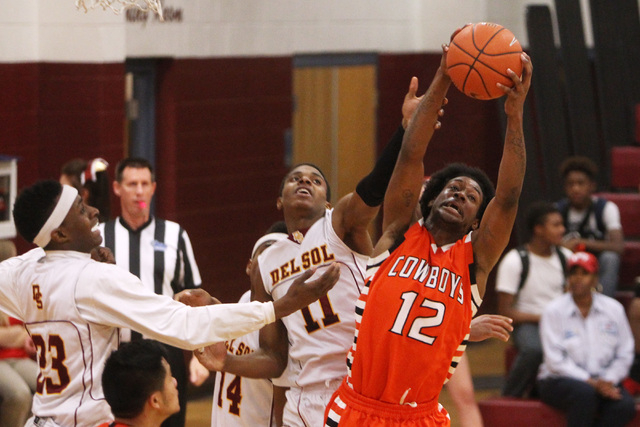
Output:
[12, 251, 115, 427]
[211, 291, 274, 427]
[258, 209, 367, 387]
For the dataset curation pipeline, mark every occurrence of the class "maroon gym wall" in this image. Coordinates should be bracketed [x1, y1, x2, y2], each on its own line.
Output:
[2, 54, 504, 307]
[154, 57, 292, 302]
[1, 62, 125, 255]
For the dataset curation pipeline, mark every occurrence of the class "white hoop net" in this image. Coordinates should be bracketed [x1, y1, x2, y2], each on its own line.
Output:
[76, 0, 164, 20]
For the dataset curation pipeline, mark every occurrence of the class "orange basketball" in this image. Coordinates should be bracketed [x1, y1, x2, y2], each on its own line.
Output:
[446, 23, 523, 100]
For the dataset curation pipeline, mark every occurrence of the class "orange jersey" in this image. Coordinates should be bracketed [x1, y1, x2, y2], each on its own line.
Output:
[346, 221, 481, 406]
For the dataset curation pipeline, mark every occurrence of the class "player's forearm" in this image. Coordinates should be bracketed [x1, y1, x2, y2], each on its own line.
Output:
[403, 68, 450, 161]
[355, 126, 404, 207]
[80, 282, 278, 351]
[221, 350, 286, 379]
[494, 113, 525, 210]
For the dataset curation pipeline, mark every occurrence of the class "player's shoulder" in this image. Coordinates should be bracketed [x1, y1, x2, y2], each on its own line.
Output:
[87, 258, 133, 278]
[1, 247, 45, 268]
[258, 235, 292, 259]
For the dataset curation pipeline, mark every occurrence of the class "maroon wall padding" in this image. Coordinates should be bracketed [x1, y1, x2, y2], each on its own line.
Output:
[611, 146, 640, 190]
[1, 62, 125, 254]
[155, 57, 292, 302]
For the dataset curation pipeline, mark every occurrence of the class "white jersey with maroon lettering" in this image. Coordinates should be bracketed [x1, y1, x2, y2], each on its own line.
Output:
[212, 291, 275, 427]
[258, 209, 367, 387]
[13, 252, 115, 427]
[3, 251, 279, 427]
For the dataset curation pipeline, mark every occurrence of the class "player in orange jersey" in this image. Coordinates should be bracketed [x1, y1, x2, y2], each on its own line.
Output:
[325, 27, 533, 426]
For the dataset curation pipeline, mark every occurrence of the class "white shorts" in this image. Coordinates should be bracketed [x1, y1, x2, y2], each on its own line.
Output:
[282, 378, 342, 427]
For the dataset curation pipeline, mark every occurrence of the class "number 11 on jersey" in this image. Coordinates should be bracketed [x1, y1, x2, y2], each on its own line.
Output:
[301, 295, 340, 333]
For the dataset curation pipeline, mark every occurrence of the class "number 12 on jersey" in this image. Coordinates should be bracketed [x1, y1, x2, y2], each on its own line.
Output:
[389, 292, 445, 344]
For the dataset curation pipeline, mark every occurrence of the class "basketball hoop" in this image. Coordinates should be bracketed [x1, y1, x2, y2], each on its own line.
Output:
[76, 0, 164, 20]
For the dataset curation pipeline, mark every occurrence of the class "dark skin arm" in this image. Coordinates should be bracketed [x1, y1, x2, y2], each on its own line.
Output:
[374, 48, 452, 257]
[193, 262, 339, 377]
[470, 54, 532, 297]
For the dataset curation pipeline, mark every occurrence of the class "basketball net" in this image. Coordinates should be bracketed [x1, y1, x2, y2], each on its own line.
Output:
[76, 0, 164, 20]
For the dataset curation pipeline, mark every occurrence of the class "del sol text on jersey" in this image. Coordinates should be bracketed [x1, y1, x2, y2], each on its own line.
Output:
[270, 244, 336, 286]
[388, 255, 465, 305]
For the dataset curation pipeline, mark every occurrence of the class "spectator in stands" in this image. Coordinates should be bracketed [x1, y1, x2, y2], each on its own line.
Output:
[537, 251, 635, 427]
[99, 339, 179, 427]
[496, 201, 572, 397]
[60, 157, 111, 223]
[556, 156, 624, 297]
[0, 241, 38, 427]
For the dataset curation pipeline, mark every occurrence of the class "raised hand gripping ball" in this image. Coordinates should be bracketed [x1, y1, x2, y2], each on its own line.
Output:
[446, 22, 523, 100]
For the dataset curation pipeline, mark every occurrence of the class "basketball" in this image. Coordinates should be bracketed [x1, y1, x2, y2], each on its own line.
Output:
[446, 22, 523, 100]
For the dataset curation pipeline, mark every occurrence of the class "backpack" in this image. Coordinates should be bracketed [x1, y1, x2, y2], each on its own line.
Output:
[516, 245, 568, 291]
[555, 197, 607, 240]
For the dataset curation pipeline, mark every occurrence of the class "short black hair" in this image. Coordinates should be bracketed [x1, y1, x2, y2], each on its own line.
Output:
[525, 201, 560, 234]
[559, 156, 598, 181]
[420, 163, 495, 224]
[115, 157, 155, 183]
[13, 180, 62, 243]
[279, 163, 331, 201]
[102, 339, 169, 419]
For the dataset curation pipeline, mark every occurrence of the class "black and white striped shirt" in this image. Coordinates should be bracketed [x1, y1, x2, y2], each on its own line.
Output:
[99, 216, 202, 297]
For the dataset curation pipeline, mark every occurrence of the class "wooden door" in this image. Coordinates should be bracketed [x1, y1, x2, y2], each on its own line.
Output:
[292, 56, 377, 204]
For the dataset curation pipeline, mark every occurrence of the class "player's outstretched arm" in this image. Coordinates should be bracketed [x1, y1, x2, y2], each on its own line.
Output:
[332, 77, 423, 256]
[194, 320, 289, 378]
[194, 262, 296, 377]
[472, 53, 533, 294]
[375, 47, 452, 256]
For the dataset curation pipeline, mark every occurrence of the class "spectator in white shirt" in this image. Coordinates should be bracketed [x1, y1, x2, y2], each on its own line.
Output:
[537, 251, 635, 427]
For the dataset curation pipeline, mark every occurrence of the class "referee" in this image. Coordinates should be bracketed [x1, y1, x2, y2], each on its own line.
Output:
[99, 157, 203, 427]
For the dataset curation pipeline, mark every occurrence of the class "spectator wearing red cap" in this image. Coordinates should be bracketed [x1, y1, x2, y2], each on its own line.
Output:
[537, 252, 635, 427]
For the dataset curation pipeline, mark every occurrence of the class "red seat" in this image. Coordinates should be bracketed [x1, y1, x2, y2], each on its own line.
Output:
[610, 146, 640, 190]
[479, 397, 565, 426]
[595, 192, 640, 239]
[479, 397, 640, 426]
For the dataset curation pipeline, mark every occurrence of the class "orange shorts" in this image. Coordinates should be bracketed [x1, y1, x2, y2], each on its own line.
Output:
[324, 380, 450, 427]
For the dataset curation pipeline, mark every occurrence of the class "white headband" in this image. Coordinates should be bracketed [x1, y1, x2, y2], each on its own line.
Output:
[251, 233, 288, 259]
[33, 185, 78, 248]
